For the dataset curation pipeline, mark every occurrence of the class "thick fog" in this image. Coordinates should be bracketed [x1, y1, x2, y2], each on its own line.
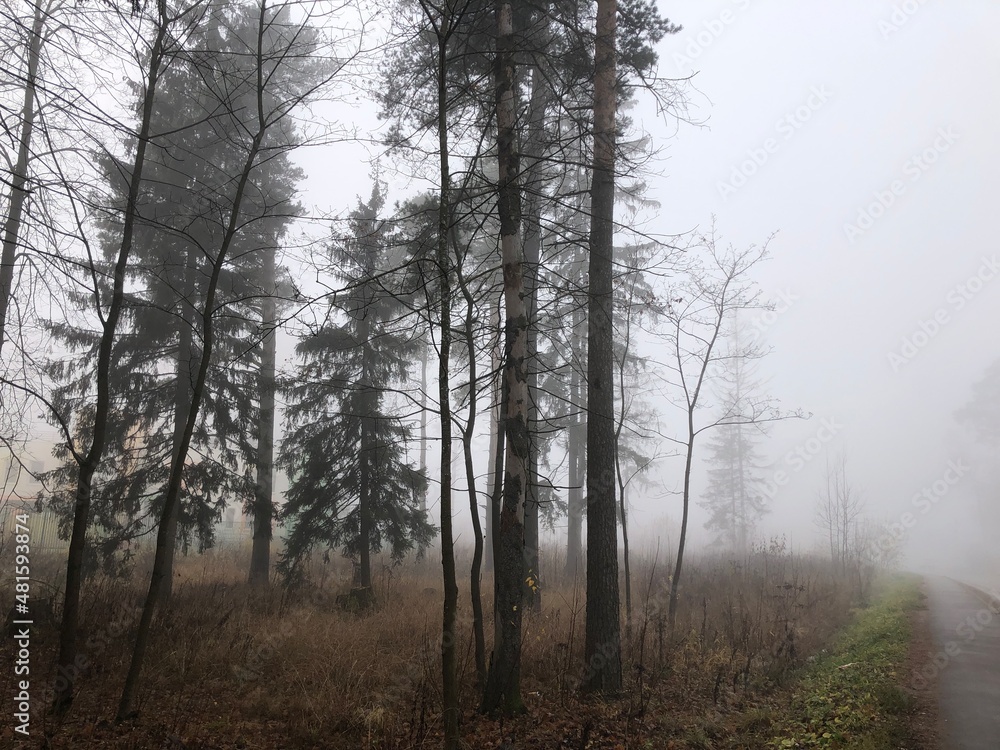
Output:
[636, 0, 1000, 574]
[7, 0, 998, 577]
[406, 0, 999, 573]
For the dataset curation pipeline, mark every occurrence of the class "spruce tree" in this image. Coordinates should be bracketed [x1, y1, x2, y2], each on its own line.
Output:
[278, 183, 434, 591]
[44, 1, 303, 579]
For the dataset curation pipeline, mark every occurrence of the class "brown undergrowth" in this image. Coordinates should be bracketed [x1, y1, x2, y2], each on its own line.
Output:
[0, 543, 866, 748]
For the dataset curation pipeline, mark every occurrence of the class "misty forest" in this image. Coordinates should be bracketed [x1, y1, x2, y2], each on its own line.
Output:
[1, 0, 998, 748]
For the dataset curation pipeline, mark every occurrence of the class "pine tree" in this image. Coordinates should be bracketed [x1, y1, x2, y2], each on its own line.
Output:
[44, 2, 304, 580]
[277, 183, 434, 590]
[701, 421, 768, 554]
[699, 327, 770, 555]
[125, 6, 302, 584]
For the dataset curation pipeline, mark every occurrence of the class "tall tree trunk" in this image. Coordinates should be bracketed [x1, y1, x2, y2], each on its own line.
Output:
[418, 341, 428, 512]
[489, 371, 507, 578]
[668, 433, 695, 627]
[617, 472, 632, 623]
[118, 4, 272, 714]
[482, 0, 527, 716]
[249, 246, 276, 585]
[359, 317, 374, 591]
[521, 54, 548, 613]
[614, 272, 635, 624]
[564, 312, 584, 582]
[582, 0, 622, 695]
[484, 398, 497, 572]
[0, 0, 44, 355]
[417, 6, 461, 744]
[53, 1, 170, 714]
[484, 301, 501, 573]
[736, 423, 747, 555]
[455, 250, 487, 689]
[161, 316, 194, 604]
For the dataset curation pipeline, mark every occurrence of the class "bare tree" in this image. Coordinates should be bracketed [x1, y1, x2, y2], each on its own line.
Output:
[453, 233, 488, 690]
[409, 0, 474, 743]
[613, 241, 672, 622]
[51, 0, 181, 715]
[815, 452, 864, 573]
[655, 231, 790, 627]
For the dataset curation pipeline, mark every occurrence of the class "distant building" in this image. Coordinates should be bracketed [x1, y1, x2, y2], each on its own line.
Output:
[0, 445, 67, 551]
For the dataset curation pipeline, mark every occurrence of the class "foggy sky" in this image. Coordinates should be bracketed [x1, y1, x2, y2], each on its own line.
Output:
[638, 0, 1000, 570]
[275, 0, 1000, 572]
[13, 0, 998, 575]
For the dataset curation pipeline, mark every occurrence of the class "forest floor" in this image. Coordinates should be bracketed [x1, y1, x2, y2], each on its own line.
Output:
[0, 548, 935, 749]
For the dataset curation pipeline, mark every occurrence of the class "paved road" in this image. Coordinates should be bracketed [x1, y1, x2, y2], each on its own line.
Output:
[925, 577, 1000, 749]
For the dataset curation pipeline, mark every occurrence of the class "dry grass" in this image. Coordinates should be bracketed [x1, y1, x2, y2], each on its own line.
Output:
[0, 542, 866, 749]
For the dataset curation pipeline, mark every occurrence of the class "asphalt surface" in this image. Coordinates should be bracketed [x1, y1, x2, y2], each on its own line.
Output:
[924, 576, 1000, 749]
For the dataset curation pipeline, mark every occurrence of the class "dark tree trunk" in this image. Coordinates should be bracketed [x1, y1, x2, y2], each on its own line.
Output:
[482, 0, 527, 716]
[614, 282, 634, 623]
[53, 1, 170, 714]
[521, 55, 548, 613]
[415, 6, 462, 744]
[358, 315, 374, 592]
[489, 373, 507, 586]
[162, 305, 194, 604]
[564, 312, 584, 582]
[668, 435, 695, 627]
[418, 342, 429, 512]
[455, 250, 487, 689]
[484, 303, 502, 574]
[618, 478, 632, 623]
[117, 5, 272, 713]
[0, 0, 43, 355]
[463, 408, 487, 690]
[249, 247, 276, 585]
[582, 0, 622, 695]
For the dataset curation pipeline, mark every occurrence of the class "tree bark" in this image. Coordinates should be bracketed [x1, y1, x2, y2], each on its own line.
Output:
[484, 301, 501, 574]
[618, 477, 632, 623]
[668, 433, 695, 627]
[582, 0, 622, 695]
[249, 247, 276, 585]
[482, 0, 527, 716]
[521, 54, 548, 613]
[416, 4, 461, 743]
[614, 270, 637, 623]
[0, 0, 44, 355]
[53, 0, 170, 715]
[358, 312, 374, 591]
[564, 308, 584, 582]
[455, 246, 487, 689]
[161, 313, 194, 604]
[418, 341, 429, 512]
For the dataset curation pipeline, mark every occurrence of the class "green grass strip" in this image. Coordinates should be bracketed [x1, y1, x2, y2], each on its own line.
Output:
[768, 576, 922, 749]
